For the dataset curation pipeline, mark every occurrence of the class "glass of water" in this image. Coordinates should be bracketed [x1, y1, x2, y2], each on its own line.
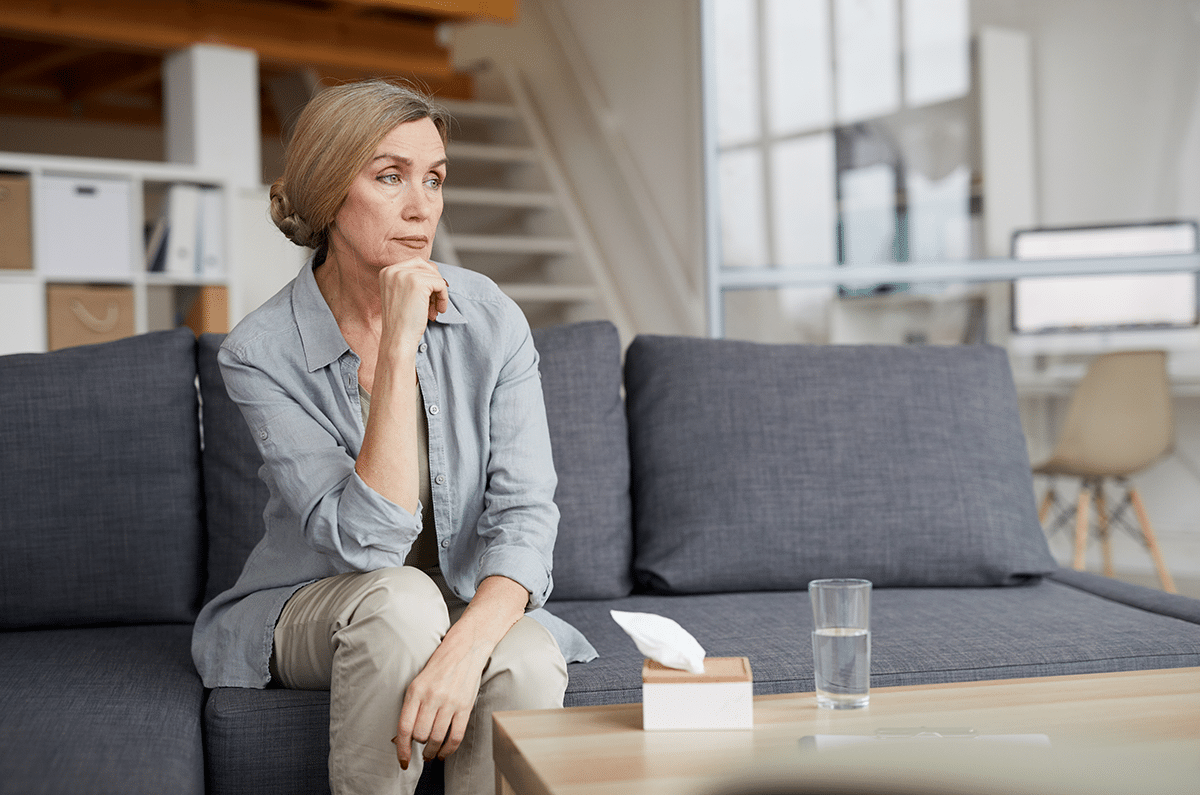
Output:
[808, 578, 872, 709]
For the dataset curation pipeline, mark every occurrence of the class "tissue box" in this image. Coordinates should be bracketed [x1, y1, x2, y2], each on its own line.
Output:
[642, 657, 753, 730]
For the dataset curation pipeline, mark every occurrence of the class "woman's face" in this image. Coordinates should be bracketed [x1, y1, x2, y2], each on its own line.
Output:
[329, 117, 447, 269]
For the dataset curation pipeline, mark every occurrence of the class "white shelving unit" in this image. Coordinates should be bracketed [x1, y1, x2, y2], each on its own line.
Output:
[0, 151, 233, 355]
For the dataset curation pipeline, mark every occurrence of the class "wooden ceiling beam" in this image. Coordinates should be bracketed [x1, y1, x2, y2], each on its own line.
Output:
[332, 0, 519, 22]
[0, 0, 457, 78]
[61, 58, 162, 102]
[0, 93, 161, 125]
[0, 45, 95, 87]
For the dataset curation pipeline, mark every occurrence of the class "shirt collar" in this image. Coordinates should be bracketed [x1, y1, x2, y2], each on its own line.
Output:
[293, 257, 467, 373]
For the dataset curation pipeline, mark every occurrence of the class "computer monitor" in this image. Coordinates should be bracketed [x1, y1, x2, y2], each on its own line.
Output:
[1009, 221, 1199, 354]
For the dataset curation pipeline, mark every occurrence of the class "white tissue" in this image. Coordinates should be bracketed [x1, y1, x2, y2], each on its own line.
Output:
[610, 610, 706, 674]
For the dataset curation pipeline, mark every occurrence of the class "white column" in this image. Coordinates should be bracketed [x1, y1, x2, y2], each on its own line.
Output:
[163, 44, 261, 187]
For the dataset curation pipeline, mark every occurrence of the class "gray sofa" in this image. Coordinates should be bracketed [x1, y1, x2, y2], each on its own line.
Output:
[2, 320, 1199, 795]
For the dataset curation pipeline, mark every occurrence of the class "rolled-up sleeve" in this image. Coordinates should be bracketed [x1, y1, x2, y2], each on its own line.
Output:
[472, 313, 559, 609]
[217, 344, 422, 572]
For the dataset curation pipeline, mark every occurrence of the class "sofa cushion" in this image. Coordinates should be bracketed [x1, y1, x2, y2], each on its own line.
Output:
[548, 577, 1200, 707]
[625, 338, 1057, 593]
[533, 321, 633, 600]
[204, 688, 444, 795]
[198, 333, 271, 604]
[0, 329, 204, 628]
[0, 624, 205, 794]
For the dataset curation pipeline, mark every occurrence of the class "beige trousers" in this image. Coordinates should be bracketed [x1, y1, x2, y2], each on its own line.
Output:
[271, 566, 568, 795]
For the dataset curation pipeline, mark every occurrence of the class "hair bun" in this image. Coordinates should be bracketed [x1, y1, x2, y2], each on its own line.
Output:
[269, 179, 322, 249]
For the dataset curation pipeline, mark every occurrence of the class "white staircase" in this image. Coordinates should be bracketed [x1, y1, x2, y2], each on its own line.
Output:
[432, 70, 632, 335]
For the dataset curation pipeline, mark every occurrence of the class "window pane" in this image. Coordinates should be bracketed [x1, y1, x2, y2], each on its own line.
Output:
[904, 0, 970, 107]
[839, 163, 897, 264]
[765, 0, 833, 135]
[714, 0, 761, 146]
[833, 0, 900, 123]
[719, 148, 770, 267]
[907, 165, 971, 261]
[771, 133, 837, 266]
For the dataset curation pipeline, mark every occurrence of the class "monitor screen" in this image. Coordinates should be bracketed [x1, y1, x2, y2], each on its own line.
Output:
[1011, 222, 1199, 334]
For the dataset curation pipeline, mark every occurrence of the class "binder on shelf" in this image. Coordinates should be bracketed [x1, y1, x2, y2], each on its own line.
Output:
[163, 183, 200, 276]
[145, 216, 168, 272]
[197, 187, 225, 277]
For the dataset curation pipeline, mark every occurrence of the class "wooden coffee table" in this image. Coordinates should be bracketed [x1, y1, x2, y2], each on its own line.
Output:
[493, 667, 1200, 795]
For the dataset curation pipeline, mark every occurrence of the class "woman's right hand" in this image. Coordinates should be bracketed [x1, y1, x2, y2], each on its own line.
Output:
[377, 258, 449, 352]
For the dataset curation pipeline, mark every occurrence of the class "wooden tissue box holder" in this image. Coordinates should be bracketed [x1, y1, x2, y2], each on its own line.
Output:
[641, 656, 753, 730]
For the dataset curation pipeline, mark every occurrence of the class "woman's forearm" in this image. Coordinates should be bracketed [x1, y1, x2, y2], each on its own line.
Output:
[354, 344, 421, 514]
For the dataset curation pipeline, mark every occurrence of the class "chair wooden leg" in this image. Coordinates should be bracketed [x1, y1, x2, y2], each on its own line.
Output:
[1094, 485, 1113, 577]
[1128, 487, 1177, 594]
[1038, 486, 1055, 525]
[1073, 484, 1091, 571]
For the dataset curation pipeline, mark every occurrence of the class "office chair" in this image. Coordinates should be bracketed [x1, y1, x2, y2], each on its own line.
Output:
[1034, 350, 1176, 593]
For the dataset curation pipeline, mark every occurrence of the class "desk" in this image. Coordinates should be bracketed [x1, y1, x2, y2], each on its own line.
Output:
[493, 668, 1200, 795]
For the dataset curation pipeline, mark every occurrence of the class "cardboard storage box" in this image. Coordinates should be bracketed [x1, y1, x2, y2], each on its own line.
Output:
[47, 284, 135, 351]
[642, 657, 754, 731]
[0, 173, 32, 270]
[182, 285, 229, 336]
[35, 174, 133, 278]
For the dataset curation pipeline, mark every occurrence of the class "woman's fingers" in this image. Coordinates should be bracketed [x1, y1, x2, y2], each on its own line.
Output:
[377, 258, 449, 342]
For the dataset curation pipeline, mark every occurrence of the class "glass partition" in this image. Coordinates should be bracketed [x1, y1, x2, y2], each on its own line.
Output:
[701, 0, 1200, 358]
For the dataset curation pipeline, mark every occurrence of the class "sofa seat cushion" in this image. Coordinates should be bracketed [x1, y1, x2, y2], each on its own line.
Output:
[204, 687, 443, 795]
[0, 329, 204, 628]
[0, 624, 204, 794]
[625, 337, 1057, 593]
[549, 574, 1200, 707]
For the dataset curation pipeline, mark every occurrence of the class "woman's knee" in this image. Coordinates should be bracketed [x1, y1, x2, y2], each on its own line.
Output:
[343, 566, 450, 640]
[485, 617, 568, 709]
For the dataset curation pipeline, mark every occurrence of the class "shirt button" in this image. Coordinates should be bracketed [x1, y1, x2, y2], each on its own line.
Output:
[428, 404, 439, 415]
[418, 343, 428, 353]
[434, 474, 446, 486]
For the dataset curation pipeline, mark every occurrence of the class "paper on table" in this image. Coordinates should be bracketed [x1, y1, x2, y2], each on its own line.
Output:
[610, 610, 706, 674]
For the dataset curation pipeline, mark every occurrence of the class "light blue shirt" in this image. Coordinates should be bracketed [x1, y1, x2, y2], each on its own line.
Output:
[192, 259, 596, 689]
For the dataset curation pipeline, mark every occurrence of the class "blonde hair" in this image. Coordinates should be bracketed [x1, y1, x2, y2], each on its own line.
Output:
[269, 79, 450, 253]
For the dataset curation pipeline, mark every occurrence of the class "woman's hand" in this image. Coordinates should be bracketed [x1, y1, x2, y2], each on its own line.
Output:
[393, 576, 529, 769]
[393, 626, 487, 769]
[377, 257, 449, 353]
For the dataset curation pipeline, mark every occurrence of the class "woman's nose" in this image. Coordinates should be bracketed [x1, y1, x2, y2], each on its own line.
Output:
[401, 184, 435, 221]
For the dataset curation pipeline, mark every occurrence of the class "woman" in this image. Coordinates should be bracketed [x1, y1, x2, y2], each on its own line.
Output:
[191, 79, 594, 795]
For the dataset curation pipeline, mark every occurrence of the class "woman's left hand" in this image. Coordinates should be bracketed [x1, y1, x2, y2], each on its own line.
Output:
[393, 575, 530, 768]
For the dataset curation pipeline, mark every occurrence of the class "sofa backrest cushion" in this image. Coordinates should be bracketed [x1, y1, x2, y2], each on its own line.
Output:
[197, 321, 634, 605]
[0, 329, 204, 629]
[197, 333, 270, 605]
[624, 337, 1057, 593]
[533, 321, 633, 600]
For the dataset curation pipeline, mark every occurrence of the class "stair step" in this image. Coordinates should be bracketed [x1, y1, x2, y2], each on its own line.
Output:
[439, 98, 520, 122]
[447, 142, 538, 164]
[452, 234, 576, 255]
[443, 187, 558, 208]
[499, 283, 598, 303]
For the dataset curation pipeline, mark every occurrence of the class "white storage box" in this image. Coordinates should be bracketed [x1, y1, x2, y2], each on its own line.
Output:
[35, 174, 133, 278]
[642, 657, 754, 731]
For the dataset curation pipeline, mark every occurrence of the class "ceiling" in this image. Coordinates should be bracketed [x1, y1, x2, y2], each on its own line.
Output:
[0, 0, 516, 136]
